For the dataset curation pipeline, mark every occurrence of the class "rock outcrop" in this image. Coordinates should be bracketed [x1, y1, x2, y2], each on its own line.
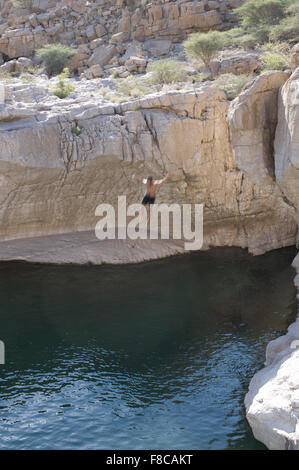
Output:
[244, 68, 299, 451]
[228, 71, 290, 185]
[274, 68, 299, 230]
[245, 253, 299, 450]
[291, 44, 299, 72]
[0, 231, 188, 264]
[0, 70, 297, 258]
[210, 51, 261, 76]
[0, 0, 244, 74]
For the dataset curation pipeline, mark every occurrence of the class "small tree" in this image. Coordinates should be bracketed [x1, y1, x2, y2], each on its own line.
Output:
[126, 0, 136, 11]
[183, 31, 227, 67]
[235, 0, 288, 28]
[270, 1, 299, 42]
[234, 0, 293, 43]
[37, 44, 77, 76]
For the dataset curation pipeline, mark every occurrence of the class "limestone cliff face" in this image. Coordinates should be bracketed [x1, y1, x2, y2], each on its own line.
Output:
[275, 68, 299, 227]
[0, 70, 298, 255]
[245, 254, 299, 450]
[0, 0, 243, 72]
[244, 68, 299, 451]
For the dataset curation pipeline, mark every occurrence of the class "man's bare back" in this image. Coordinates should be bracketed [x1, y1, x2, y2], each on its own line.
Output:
[132, 173, 170, 204]
[132, 172, 170, 224]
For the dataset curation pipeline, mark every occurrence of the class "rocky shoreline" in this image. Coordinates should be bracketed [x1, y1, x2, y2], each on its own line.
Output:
[0, 230, 188, 265]
[245, 252, 299, 450]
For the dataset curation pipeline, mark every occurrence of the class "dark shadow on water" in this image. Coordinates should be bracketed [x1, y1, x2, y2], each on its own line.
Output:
[0, 246, 297, 449]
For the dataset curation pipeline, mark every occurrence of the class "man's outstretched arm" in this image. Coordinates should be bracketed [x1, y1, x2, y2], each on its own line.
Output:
[154, 172, 170, 185]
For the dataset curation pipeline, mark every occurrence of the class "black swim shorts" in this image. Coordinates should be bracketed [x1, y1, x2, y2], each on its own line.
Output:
[142, 195, 155, 205]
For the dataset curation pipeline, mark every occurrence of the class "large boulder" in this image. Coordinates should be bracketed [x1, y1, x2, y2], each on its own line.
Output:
[124, 55, 147, 73]
[245, 333, 299, 450]
[144, 39, 172, 56]
[0, 57, 33, 75]
[210, 52, 261, 76]
[87, 44, 117, 68]
[245, 253, 299, 450]
[0, 60, 16, 74]
[0, 28, 47, 58]
[290, 44, 299, 71]
[14, 56, 33, 74]
[228, 71, 290, 185]
[274, 67, 299, 226]
[68, 46, 90, 72]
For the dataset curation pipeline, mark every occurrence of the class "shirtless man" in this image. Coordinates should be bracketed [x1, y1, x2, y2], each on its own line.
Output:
[132, 172, 170, 223]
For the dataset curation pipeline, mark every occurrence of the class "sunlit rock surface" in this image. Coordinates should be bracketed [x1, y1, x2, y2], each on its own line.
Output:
[245, 253, 299, 450]
[0, 73, 297, 259]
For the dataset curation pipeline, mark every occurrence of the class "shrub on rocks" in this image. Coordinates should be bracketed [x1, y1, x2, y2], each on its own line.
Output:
[260, 42, 290, 70]
[147, 60, 188, 84]
[224, 28, 259, 49]
[261, 51, 289, 70]
[269, 0, 299, 42]
[214, 73, 253, 100]
[236, 0, 287, 29]
[53, 81, 75, 99]
[115, 76, 151, 98]
[20, 73, 36, 84]
[234, 0, 299, 45]
[72, 126, 82, 136]
[126, 0, 136, 11]
[183, 31, 227, 68]
[37, 44, 77, 76]
[52, 68, 75, 99]
[191, 72, 212, 83]
[98, 86, 122, 103]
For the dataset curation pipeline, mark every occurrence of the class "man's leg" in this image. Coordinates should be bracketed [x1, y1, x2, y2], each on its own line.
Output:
[148, 199, 155, 228]
[141, 202, 150, 228]
[146, 204, 150, 226]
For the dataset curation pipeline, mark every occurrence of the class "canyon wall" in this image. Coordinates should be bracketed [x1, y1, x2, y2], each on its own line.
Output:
[0, 0, 299, 451]
[244, 69, 299, 450]
[0, 69, 298, 257]
[245, 253, 299, 450]
[0, 0, 244, 73]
